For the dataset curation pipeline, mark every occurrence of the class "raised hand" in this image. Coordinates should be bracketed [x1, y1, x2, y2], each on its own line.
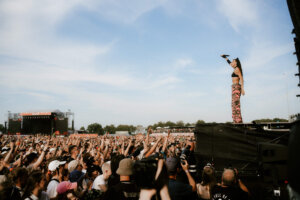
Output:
[241, 89, 245, 96]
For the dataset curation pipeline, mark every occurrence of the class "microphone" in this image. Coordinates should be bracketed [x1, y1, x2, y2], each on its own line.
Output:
[221, 54, 229, 58]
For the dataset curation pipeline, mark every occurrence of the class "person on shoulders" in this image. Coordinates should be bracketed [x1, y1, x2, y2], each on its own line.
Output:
[196, 163, 216, 200]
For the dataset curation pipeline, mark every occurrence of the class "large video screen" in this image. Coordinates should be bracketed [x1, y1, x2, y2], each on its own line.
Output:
[23, 116, 52, 134]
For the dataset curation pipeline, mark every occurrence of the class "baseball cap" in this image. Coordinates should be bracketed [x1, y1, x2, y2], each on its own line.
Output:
[56, 181, 77, 194]
[116, 158, 134, 176]
[69, 170, 85, 183]
[48, 160, 66, 171]
[68, 160, 79, 173]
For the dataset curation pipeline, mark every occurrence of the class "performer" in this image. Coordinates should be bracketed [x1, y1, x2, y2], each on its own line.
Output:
[221, 55, 245, 123]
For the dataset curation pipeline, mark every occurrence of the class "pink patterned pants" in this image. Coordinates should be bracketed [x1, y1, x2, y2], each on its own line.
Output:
[232, 84, 243, 123]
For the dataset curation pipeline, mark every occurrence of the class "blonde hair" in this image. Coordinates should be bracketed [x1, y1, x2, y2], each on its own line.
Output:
[102, 162, 111, 172]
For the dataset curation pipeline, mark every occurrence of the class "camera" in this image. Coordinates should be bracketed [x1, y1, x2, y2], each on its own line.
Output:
[180, 145, 191, 164]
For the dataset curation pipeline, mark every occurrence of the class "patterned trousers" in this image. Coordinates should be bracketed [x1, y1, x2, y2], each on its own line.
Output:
[232, 84, 243, 123]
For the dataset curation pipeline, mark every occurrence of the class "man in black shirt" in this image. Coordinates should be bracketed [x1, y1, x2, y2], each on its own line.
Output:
[104, 158, 139, 200]
[211, 169, 249, 200]
[166, 157, 196, 200]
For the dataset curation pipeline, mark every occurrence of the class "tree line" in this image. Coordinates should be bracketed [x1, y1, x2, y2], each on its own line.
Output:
[81, 120, 206, 135]
[80, 123, 137, 135]
[0, 117, 289, 135]
[80, 118, 289, 135]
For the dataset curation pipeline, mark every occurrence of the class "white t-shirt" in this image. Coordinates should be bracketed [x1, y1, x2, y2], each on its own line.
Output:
[92, 175, 106, 190]
[46, 179, 59, 198]
[137, 149, 145, 160]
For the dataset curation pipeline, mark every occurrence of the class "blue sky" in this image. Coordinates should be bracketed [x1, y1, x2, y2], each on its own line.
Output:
[0, 0, 299, 128]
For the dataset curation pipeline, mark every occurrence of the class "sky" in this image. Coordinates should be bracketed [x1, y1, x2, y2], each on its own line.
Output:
[0, 0, 299, 129]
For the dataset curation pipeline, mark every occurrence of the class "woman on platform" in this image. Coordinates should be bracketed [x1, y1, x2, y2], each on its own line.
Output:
[221, 55, 245, 123]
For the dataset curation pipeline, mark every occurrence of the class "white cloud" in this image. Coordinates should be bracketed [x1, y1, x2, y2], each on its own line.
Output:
[83, 0, 168, 24]
[175, 58, 193, 69]
[216, 0, 259, 32]
[244, 42, 294, 70]
[0, 0, 116, 71]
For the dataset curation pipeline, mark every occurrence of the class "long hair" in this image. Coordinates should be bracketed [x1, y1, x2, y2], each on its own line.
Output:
[235, 58, 243, 77]
[22, 170, 44, 200]
[201, 166, 216, 190]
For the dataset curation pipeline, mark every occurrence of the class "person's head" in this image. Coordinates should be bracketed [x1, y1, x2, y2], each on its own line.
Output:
[102, 162, 112, 180]
[23, 170, 46, 197]
[202, 165, 216, 187]
[221, 169, 236, 187]
[68, 145, 78, 155]
[86, 164, 101, 180]
[56, 190, 79, 200]
[46, 148, 56, 160]
[48, 160, 66, 176]
[0, 180, 22, 200]
[26, 152, 38, 165]
[116, 158, 134, 178]
[66, 190, 79, 200]
[111, 154, 125, 175]
[11, 167, 28, 188]
[165, 157, 180, 176]
[68, 160, 82, 173]
[56, 181, 77, 196]
[233, 58, 243, 76]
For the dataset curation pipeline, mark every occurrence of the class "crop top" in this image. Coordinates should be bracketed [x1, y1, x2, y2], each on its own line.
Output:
[227, 59, 239, 78]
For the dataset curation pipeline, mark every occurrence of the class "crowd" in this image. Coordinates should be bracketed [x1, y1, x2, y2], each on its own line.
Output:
[0, 129, 250, 200]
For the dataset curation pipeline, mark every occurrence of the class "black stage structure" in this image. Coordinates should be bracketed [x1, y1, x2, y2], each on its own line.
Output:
[7, 110, 74, 135]
[287, 0, 300, 97]
[194, 123, 292, 200]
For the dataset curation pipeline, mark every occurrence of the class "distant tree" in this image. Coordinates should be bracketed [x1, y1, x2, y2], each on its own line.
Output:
[104, 124, 116, 134]
[272, 118, 288, 122]
[185, 122, 191, 127]
[115, 125, 136, 134]
[151, 121, 164, 129]
[87, 123, 104, 135]
[129, 125, 136, 133]
[176, 120, 185, 127]
[253, 118, 288, 123]
[165, 121, 176, 127]
[196, 120, 205, 124]
[80, 126, 85, 131]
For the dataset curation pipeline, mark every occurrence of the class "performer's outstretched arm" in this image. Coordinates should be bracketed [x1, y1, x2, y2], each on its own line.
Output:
[221, 55, 234, 68]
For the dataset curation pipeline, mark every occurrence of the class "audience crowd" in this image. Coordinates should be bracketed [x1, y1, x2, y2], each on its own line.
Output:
[0, 129, 250, 200]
